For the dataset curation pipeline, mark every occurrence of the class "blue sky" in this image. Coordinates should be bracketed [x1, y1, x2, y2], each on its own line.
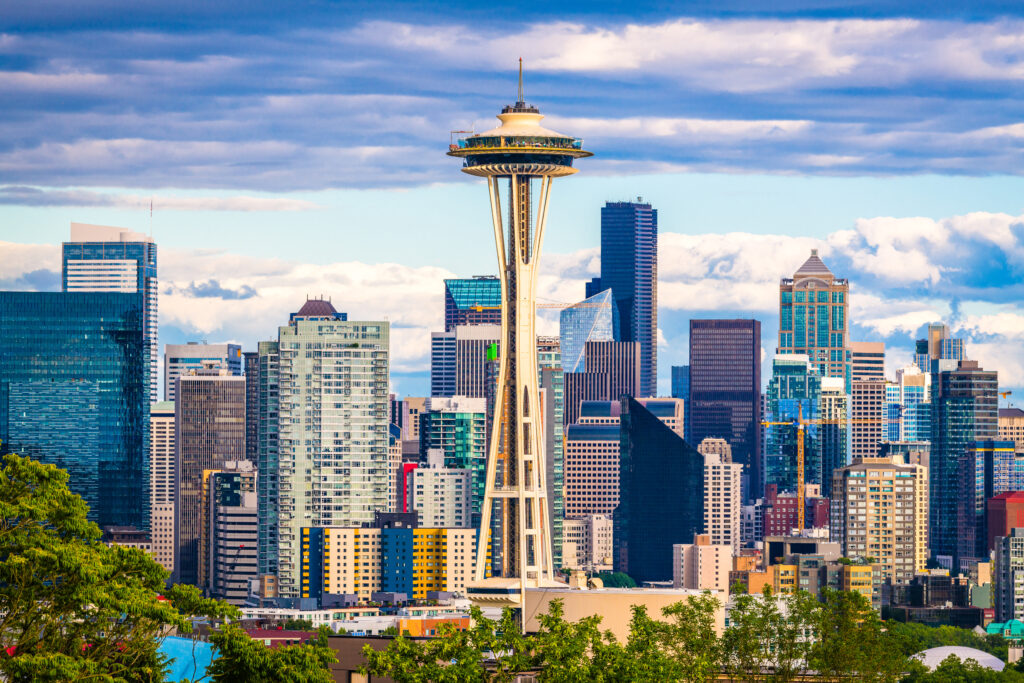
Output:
[4, 1, 1024, 399]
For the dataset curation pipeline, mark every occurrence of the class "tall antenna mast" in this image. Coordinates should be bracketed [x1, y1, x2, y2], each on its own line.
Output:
[518, 57, 523, 103]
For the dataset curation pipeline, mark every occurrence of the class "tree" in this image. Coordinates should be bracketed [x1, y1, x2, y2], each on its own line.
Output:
[281, 617, 315, 631]
[205, 624, 337, 683]
[657, 592, 723, 682]
[720, 586, 814, 683]
[808, 588, 907, 682]
[0, 452, 237, 683]
[594, 571, 636, 588]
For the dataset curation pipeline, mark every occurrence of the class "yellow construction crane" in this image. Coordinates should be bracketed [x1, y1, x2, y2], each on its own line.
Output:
[762, 406, 902, 531]
[1001, 391, 1013, 399]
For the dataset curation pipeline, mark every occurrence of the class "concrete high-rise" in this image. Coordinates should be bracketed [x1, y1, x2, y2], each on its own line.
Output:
[164, 342, 242, 402]
[444, 276, 502, 331]
[559, 289, 618, 374]
[0, 291, 150, 529]
[1000, 408, 1024, 451]
[207, 460, 257, 605]
[174, 372, 245, 586]
[561, 514, 613, 572]
[994, 528, 1024, 622]
[257, 298, 391, 597]
[410, 450, 471, 528]
[777, 250, 850, 391]
[62, 222, 158, 404]
[447, 73, 591, 608]
[700, 440, 742, 552]
[589, 200, 658, 397]
[244, 351, 259, 463]
[417, 397, 486, 525]
[930, 360, 998, 566]
[830, 455, 929, 584]
[673, 534, 732, 593]
[688, 319, 761, 499]
[915, 323, 966, 373]
[850, 341, 885, 381]
[563, 340, 640, 426]
[819, 377, 850, 498]
[430, 325, 501, 398]
[150, 401, 176, 572]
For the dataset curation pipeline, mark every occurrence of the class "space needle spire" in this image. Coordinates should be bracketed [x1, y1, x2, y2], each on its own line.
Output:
[448, 64, 592, 616]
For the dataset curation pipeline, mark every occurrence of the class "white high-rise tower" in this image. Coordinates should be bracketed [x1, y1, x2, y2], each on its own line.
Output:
[448, 64, 592, 610]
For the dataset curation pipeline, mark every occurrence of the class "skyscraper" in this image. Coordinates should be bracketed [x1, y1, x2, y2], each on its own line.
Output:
[150, 401, 176, 572]
[444, 276, 502, 331]
[886, 365, 931, 443]
[930, 360, 998, 566]
[850, 341, 885, 381]
[410, 450, 472, 528]
[430, 325, 501, 398]
[830, 455, 929, 584]
[447, 71, 591, 608]
[590, 200, 658, 397]
[538, 338, 565, 568]
[688, 319, 762, 499]
[559, 289, 618, 374]
[777, 249, 850, 391]
[418, 396, 486, 525]
[957, 440, 1023, 567]
[994, 528, 1024, 622]
[850, 341, 886, 461]
[614, 397, 704, 583]
[765, 354, 822, 495]
[164, 342, 242, 402]
[563, 340, 640, 426]
[915, 323, 966, 373]
[207, 460, 258, 605]
[62, 222, 158, 404]
[258, 298, 391, 597]
[244, 351, 259, 463]
[0, 291, 149, 529]
[174, 373, 245, 586]
[818, 377, 850, 498]
[700, 440, 742, 552]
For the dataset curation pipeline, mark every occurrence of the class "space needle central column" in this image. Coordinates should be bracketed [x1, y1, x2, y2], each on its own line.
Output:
[448, 65, 591, 612]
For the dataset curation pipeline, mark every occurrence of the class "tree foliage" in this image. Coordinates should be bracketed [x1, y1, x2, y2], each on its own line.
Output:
[0, 452, 237, 682]
[593, 571, 636, 588]
[205, 625, 337, 683]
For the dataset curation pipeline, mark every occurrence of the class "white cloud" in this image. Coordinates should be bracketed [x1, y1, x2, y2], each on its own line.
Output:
[544, 116, 812, 140]
[0, 186, 320, 211]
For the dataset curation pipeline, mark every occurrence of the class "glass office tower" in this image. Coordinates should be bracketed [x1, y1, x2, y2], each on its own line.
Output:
[63, 223, 158, 404]
[559, 288, 618, 374]
[765, 354, 822, 495]
[0, 291, 150, 529]
[444, 276, 502, 331]
[688, 319, 762, 500]
[590, 201, 658, 397]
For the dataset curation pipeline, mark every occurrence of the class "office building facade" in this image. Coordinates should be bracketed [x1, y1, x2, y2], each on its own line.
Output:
[818, 377, 850, 498]
[150, 401, 176, 571]
[444, 276, 501, 331]
[0, 291, 150, 529]
[994, 528, 1024, 622]
[561, 514, 613, 572]
[764, 354, 822, 494]
[417, 396, 486, 525]
[988, 492, 1024, 555]
[777, 249, 850, 391]
[410, 450, 471, 528]
[830, 455, 929, 584]
[701, 442, 742, 551]
[164, 342, 242, 402]
[560, 289, 618, 374]
[688, 319, 761, 499]
[62, 222, 158, 404]
[244, 351, 259, 463]
[429, 324, 501, 398]
[673, 534, 732, 593]
[258, 299, 390, 597]
[958, 441, 1024, 566]
[208, 461, 258, 604]
[1000, 408, 1024, 451]
[930, 360, 998, 565]
[590, 200, 658, 397]
[174, 374, 245, 586]
[563, 340, 640, 426]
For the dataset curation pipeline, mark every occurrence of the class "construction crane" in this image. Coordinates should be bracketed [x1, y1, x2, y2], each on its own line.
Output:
[1001, 391, 1013, 399]
[470, 301, 610, 311]
[761, 406, 903, 532]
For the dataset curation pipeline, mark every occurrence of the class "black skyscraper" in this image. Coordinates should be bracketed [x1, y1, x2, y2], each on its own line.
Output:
[614, 397, 703, 583]
[689, 319, 762, 500]
[590, 201, 658, 397]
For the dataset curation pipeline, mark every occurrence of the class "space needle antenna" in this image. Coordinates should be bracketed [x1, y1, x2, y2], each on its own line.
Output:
[518, 57, 524, 103]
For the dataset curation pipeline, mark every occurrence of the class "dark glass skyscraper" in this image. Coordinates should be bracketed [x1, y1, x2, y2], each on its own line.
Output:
[0, 291, 150, 529]
[614, 397, 703, 583]
[590, 201, 658, 397]
[244, 351, 259, 463]
[563, 340, 640, 426]
[930, 359, 998, 566]
[689, 319, 762, 499]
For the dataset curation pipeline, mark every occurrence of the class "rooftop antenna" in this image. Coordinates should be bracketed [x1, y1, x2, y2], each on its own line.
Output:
[518, 57, 523, 104]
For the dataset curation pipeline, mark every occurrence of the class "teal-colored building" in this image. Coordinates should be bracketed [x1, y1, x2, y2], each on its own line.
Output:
[987, 619, 1024, 640]
[765, 354, 822, 495]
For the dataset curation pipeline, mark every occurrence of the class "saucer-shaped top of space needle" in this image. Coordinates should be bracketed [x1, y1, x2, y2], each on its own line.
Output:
[447, 59, 592, 178]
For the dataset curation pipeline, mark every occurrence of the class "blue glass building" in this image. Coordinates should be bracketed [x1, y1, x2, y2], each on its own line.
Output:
[0, 291, 150, 529]
[443, 276, 501, 332]
[930, 360, 998, 566]
[958, 441, 1022, 567]
[589, 201, 658, 397]
[559, 288, 618, 374]
[764, 354, 822, 495]
[63, 224, 157, 404]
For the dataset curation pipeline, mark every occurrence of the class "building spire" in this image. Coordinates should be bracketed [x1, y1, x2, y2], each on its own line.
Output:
[518, 57, 524, 104]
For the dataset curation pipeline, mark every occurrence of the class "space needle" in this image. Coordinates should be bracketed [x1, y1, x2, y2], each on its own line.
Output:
[448, 62, 592, 613]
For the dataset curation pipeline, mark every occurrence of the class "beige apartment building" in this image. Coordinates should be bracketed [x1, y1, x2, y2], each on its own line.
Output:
[999, 408, 1024, 451]
[830, 455, 929, 583]
[672, 534, 732, 593]
[150, 401, 176, 572]
[699, 438, 742, 552]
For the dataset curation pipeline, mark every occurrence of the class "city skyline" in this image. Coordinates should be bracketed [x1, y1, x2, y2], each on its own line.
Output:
[4, 2, 1024, 401]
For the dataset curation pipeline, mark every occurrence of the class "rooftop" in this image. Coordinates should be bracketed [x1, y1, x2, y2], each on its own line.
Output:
[793, 249, 834, 278]
[295, 298, 338, 317]
[1000, 408, 1024, 418]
